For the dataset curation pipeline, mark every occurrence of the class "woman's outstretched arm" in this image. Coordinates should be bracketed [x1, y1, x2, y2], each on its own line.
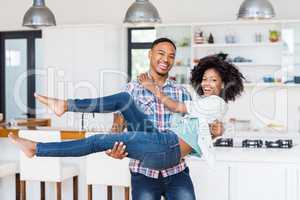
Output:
[138, 74, 187, 113]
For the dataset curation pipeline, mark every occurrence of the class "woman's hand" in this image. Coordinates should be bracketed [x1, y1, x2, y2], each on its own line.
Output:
[138, 73, 159, 95]
[210, 120, 224, 138]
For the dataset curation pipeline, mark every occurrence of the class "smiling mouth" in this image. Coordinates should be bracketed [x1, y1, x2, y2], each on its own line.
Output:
[158, 62, 169, 70]
[203, 88, 212, 92]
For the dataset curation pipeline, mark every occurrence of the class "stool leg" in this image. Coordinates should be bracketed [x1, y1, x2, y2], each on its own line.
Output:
[56, 182, 62, 200]
[15, 173, 20, 200]
[87, 185, 93, 200]
[73, 176, 78, 200]
[20, 180, 26, 200]
[107, 186, 112, 200]
[124, 187, 130, 200]
[40, 182, 45, 200]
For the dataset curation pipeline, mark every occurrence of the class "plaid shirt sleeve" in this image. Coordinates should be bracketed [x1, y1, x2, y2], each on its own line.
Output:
[179, 85, 192, 102]
[123, 82, 135, 93]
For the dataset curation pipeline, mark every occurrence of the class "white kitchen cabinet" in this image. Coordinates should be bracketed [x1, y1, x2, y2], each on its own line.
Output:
[230, 163, 287, 200]
[187, 159, 230, 200]
[187, 158, 300, 200]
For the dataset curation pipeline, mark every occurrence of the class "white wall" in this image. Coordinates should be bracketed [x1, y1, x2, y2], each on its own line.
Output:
[1, 0, 300, 30]
[36, 25, 127, 130]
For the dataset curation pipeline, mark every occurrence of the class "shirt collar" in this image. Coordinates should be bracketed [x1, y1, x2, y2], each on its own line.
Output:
[147, 72, 176, 88]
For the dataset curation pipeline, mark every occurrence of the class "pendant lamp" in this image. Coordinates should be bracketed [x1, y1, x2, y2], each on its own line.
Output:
[23, 0, 56, 28]
[237, 0, 275, 19]
[124, 0, 161, 26]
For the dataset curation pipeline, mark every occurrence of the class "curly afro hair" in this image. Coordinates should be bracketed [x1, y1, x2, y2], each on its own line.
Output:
[190, 55, 245, 102]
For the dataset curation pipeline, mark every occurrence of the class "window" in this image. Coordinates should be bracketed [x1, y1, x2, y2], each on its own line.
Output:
[127, 27, 156, 80]
[0, 31, 41, 121]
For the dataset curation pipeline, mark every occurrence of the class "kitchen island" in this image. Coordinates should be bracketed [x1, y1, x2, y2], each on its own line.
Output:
[188, 132, 300, 200]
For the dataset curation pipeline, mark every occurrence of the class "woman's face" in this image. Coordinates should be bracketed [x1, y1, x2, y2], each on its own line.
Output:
[201, 68, 223, 96]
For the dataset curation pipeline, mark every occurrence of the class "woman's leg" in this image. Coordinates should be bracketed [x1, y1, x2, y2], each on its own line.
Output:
[68, 92, 155, 131]
[10, 131, 181, 170]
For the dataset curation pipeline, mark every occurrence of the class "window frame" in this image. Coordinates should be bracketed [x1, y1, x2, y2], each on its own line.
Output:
[0, 30, 42, 120]
[127, 27, 155, 80]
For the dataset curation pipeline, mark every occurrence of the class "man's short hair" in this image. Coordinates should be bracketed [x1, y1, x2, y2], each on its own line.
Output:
[151, 38, 176, 50]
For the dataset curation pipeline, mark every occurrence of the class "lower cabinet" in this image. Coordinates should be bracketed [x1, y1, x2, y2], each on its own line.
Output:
[187, 159, 229, 200]
[187, 159, 299, 200]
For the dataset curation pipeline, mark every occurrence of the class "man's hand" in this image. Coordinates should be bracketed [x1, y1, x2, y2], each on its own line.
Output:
[210, 120, 224, 138]
[34, 93, 67, 117]
[138, 73, 158, 95]
[105, 142, 128, 159]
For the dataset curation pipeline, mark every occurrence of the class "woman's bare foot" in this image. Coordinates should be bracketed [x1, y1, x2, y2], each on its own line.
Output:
[34, 93, 67, 117]
[8, 133, 37, 158]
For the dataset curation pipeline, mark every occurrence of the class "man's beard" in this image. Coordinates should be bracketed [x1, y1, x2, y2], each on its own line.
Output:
[156, 71, 169, 77]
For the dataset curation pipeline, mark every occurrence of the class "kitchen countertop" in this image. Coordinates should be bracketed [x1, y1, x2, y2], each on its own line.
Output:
[0, 126, 86, 140]
[188, 131, 300, 164]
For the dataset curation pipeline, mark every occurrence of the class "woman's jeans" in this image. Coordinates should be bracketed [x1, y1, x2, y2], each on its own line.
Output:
[36, 92, 182, 170]
[67, 92, 156, 132]
[37, 130, 181, 170]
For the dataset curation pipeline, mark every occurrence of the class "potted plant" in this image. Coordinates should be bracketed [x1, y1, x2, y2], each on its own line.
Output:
[269, 30, 280, 42]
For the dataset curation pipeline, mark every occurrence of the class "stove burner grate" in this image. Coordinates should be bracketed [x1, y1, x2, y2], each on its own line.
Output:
[242, 139, 264, 148]
[265, 139, 293, 148]
[214, 138, 233, 147]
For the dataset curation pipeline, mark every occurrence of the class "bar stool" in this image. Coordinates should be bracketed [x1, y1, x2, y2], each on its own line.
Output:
[85, 132, 131, 200]
[18, 130, 79, 200]
[0, 161, 20, 200]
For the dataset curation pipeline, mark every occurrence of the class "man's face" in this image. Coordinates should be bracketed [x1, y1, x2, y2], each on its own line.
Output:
[148, 42, 176, 76]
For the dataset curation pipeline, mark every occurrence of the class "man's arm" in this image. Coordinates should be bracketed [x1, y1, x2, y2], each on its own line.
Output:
[111, 113, 126, 132]
[105, 113, 128, 159]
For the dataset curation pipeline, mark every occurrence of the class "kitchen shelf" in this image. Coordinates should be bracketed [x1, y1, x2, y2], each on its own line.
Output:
[244, 83, 300, 88]
[192, 42, 283, 48]
[232, 63, 281, 67]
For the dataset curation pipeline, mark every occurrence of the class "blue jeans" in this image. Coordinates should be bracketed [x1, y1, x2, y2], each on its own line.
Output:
[37, 130, 181, 170]
[131, 167, 196, 200]
[67, 92, 156, 132]
[36, 92, 182, 170]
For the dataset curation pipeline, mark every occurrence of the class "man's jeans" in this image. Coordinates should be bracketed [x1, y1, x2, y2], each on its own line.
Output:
[131, 167, 196, 200]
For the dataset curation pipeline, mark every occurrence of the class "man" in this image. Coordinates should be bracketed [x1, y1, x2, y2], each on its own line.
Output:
[34, 37, 222, 200]
[106, 38, 222, 200]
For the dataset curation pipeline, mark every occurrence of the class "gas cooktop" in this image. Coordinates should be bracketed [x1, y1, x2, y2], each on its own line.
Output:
[214, 138, 293, 149]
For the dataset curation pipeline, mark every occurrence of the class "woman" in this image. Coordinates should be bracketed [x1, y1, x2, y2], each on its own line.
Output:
[10, 55, 244, 170]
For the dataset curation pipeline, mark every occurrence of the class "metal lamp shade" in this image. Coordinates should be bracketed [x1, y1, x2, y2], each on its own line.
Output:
[237, 0, 275, 19]
[23, 0, 56, 28]
[124, 0, 161, 25]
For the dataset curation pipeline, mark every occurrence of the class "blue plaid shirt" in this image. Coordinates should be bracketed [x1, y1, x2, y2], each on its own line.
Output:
[124, 79, 191, 178]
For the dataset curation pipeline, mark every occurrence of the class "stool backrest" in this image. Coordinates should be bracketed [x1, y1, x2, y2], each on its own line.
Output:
[85, 132, 131, 187]
[19, 130, 62, 182]
[0, 162, 18, 178]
